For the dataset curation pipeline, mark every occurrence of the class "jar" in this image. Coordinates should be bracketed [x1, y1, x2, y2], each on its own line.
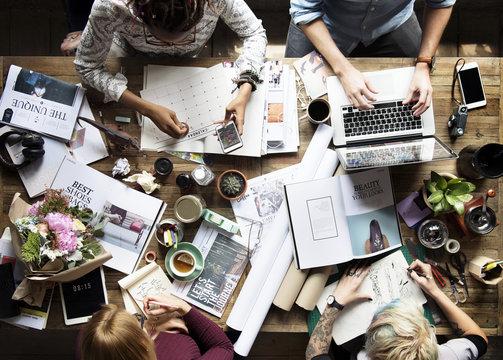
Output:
[174, 195, 207, 223]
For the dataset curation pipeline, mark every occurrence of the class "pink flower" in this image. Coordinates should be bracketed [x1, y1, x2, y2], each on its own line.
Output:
[56, 229, 78, 253]
[36, 223, 50, 237]
[28, 201, 43, 216]
[44, 213, 74, 233]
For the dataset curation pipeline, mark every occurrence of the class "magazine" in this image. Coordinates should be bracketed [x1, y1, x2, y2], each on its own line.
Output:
[171, 222, 248, 317]
[284, 167, 402, 269]
[293, 51, 334, 99]
[0, 65, 85, 141]
[51, 156, 166, 274]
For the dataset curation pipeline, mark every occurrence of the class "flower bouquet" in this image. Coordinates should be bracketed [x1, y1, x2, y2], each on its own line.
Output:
[8, 190, 112, 283]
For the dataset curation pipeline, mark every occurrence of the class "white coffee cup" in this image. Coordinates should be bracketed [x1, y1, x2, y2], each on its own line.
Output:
[169, 250, 197, 278]
[307, 98, 331, 124]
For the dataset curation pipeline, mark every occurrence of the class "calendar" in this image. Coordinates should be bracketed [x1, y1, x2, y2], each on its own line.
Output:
[140, 64, 234, 146]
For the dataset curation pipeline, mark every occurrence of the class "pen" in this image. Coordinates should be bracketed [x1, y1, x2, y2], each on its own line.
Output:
[407, 268, 433, 280]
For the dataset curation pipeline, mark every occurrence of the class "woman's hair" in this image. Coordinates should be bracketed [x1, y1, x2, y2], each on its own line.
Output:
[130, 0, 208, 32]
[365, 301, 438, 360]
[80, 304, 156, 360]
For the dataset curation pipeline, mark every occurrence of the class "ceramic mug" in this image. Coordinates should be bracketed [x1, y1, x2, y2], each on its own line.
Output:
[168, 249, 199, 278]
[307, 98, 331, 124]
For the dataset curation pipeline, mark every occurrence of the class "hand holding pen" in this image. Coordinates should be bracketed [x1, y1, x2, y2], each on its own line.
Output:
[407, 259, 441, 297]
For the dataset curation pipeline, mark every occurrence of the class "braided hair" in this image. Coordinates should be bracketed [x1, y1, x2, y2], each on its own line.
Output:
[130, 0, 207, 32]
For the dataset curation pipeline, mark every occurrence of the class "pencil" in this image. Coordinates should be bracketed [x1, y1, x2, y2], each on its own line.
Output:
[407, 268, 433, 280]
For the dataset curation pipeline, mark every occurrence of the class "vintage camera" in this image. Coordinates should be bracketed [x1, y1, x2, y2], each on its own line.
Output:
[447, 104, 468, 138]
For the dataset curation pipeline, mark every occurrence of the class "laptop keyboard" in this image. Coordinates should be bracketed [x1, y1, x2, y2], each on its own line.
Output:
[342, 100, 422, 137]
[345, 144, 422, 168]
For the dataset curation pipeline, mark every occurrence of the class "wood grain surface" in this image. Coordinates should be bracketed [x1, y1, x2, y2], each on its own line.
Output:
[0, 56, 501, 337]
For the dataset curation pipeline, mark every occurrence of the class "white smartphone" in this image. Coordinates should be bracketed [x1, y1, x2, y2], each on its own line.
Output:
[216, 122, 243, 153]
[457, 62, 486, 109]
[60, 267, 108, 325]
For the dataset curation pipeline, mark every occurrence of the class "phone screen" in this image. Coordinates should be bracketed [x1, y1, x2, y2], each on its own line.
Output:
[217, 123, 242, 150]
[459, 67, 485, 104]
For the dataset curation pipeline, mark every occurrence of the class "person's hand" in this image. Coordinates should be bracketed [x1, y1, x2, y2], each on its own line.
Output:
[223, 83, 252, 135]
[403, 63, 433, 116]
[408, 259, 440, 297]
[143, 294, 192, 317]
[333, 262, 372, 306]
[338, 64, 378, 110]
[146, 103, 188, 138]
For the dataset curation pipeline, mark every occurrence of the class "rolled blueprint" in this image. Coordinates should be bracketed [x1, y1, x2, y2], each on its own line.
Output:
[273, 261, 310, 311]
[295, 266, 332, 311]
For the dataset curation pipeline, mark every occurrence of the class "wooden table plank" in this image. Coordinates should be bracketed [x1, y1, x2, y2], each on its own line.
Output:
[0, 57, 501, 337]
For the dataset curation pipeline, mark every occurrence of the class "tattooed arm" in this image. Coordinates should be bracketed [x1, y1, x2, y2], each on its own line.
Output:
[306, 263, 372, 360]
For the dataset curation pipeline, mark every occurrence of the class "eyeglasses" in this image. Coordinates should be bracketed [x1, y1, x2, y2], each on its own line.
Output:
[143, 24, 196, 47]
[235, 215, 264, 261]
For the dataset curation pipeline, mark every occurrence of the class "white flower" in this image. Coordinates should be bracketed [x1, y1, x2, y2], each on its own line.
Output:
[66, 250, 83, 262]
[41, 247, 65, 262]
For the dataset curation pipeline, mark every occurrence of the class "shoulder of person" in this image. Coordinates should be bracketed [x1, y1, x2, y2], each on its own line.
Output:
[439, 336, 487, 360]
[90, 0, 130, 20]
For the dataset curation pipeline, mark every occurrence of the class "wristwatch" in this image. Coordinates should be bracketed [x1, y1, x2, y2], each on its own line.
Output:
[415, 56, 436, 72]
[326, 295, 344, 310]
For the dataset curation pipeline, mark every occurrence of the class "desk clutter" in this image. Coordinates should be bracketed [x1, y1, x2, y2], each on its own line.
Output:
[0, 57, 502, 359]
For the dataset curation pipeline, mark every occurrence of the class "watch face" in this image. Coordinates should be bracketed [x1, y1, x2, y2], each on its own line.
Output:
[327, 295, 335, 305]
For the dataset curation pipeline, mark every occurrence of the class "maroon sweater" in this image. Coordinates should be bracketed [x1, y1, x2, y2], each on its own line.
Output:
[155, 308, 234, 360]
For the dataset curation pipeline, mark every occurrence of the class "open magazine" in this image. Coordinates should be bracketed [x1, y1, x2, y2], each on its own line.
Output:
[171, 222, 248, 317]
[0, 65, 85, 141]
[284, 167, 401, 269]
[51, 156, 166, 274]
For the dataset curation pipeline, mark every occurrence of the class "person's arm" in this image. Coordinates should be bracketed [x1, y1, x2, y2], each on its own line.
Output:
[306, 263, 372, 360]
[408, 260, 488, 342]
[404, 1, 455, 116]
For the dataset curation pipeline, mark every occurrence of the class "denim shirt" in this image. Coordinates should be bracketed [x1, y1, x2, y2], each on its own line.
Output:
[290, 0, 456, 54]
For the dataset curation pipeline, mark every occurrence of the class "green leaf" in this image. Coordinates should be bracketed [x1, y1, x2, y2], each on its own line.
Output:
[426, 180, 437, 194]
[445, 194, 458, 206]
[433, 202, 443, 215]
[431, 171, 447, 190]
[427, 190, 444, 204]
[453, 200, 465, 215]
[457, 194, 473, 203]
[450, 182, 476, 196]
[441, 197, 451, 212]
[21, 232, 41, 265]
[447, 178, 463, 187]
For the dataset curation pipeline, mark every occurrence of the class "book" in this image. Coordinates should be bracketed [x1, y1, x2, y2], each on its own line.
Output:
[293, 51, 334, 99]
[51, 156, 166, 274]
[0, 262, 20, 318]
[316, 250, 427, 344]
[0, 65, 85, 141]
[284, 167, 402, 269]
[170, 222, 248, 317]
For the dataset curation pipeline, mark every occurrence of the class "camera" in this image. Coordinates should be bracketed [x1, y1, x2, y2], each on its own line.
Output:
[447, 105, 468, 138]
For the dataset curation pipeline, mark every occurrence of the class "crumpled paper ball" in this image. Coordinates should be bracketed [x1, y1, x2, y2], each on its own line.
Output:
[124, 171, 161, 194]
[112, 158, 131, 178]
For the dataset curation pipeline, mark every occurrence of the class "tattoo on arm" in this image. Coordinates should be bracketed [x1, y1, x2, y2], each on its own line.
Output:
[305, 307, 340, 360]
[450, 322, 465, 337]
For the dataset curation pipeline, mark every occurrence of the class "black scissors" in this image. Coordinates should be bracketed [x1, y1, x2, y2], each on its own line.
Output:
[450, 252, 468, 297]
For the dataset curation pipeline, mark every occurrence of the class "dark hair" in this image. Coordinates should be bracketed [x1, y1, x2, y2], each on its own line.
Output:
[130, 0, 207, 32]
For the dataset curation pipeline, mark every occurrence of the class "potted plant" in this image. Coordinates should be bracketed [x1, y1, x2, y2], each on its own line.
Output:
[217, 170, 247, 200]
[422, 171, 475, 215]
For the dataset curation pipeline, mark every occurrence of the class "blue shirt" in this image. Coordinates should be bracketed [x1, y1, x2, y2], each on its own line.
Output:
[290, 0, 456, 54]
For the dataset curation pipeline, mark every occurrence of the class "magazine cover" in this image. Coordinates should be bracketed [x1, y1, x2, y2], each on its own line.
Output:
[171, 223, 248, 317]
[51, 156, 166, 274]
[0, 65, 85, 141]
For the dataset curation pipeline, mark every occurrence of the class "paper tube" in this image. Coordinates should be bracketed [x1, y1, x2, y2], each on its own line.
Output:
[273, 262, 309, 311]
[295, 266, 332, 311]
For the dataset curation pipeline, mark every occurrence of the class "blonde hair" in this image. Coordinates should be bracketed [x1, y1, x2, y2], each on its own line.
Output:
[81, 304, 156, 360]
[365, 301, 438, 360]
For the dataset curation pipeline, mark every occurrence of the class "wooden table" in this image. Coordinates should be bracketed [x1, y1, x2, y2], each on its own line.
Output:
[0, 56, 501, 336]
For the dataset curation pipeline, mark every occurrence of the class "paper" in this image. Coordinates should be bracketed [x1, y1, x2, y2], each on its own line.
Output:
[293, 51, 334, 99]
[316, 250, 427, 345]
[272, 262, 309, 311]
[295, 266, 333, 311]
[118, 262, 171, 316]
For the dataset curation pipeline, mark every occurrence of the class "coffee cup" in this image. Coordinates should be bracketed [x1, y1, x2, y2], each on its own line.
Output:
[307, 98, 331, 124]
[168, 249, 201, 278]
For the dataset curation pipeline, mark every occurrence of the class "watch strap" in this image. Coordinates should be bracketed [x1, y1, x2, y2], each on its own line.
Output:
[327, 296, 344, 310]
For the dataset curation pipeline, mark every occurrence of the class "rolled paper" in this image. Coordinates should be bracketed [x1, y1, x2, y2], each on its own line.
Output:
[273, 261, 310, 311]
[295, 266, 332, 311]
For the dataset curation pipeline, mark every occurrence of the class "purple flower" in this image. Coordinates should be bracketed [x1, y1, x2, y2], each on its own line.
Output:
[44, 213, 73, 233]
[28, 201, 43, 216]
[57, 229, 78, 252]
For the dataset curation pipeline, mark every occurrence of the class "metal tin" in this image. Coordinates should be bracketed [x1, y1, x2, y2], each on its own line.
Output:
[174, 195, 207, 224]
[464, 205, 497, 235]
[417, 219, 449, 249]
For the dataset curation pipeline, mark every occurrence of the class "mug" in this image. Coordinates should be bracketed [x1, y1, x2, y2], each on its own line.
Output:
[307, 98, 331, 124]
[457, 144, 503, 179]
[168, 250, 199, 278]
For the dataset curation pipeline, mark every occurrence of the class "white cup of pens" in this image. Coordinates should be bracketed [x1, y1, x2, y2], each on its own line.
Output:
[156, 219, 183, 248]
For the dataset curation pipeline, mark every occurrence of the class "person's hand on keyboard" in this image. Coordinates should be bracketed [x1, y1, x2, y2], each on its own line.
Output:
[338, 63, 378, 110]
[403, 63, 433, 117]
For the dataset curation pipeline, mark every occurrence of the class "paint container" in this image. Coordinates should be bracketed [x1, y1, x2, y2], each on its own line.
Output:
[417, 219, 449, 249]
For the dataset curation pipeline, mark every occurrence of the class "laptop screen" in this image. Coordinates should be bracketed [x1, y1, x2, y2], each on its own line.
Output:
[337, 137, 457, 170]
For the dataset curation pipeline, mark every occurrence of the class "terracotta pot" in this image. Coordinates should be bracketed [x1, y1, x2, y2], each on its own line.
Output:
[421, 172, 457, 211]
[217, 170, 248, 201]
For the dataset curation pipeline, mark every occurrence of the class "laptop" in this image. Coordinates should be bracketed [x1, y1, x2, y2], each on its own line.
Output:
[327, 67, 457, 170]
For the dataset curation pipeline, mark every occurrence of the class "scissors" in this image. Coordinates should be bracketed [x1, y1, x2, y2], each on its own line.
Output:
[446, 263, 467, 305]
[450, 252, 469, 297]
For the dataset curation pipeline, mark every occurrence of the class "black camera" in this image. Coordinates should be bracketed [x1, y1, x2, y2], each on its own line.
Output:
[447, 105, 468, 138]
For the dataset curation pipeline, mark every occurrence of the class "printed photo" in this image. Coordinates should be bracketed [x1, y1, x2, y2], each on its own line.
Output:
[268, 103, 284, 123]
[14, 68, 77, 106]
[250, 180, 285, 218]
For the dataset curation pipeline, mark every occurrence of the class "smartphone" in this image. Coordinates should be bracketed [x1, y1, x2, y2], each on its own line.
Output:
[216, 122, 243, 153]
[457, 62, 486, 109]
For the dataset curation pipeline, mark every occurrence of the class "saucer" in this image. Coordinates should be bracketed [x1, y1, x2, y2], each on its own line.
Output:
[165, 242, 204, 282]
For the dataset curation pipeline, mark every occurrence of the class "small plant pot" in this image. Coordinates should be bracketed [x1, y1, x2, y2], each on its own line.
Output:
[421, 172, 457, 211]
[217, 170, 248, 201]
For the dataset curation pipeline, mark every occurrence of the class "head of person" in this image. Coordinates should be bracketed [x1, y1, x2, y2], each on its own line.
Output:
[130, 0, 208, 44]
[80, 304, 156, 360]
[365, 301, 438, 360]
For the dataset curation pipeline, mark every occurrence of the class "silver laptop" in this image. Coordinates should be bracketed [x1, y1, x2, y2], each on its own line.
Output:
[327, 67, 457, 170]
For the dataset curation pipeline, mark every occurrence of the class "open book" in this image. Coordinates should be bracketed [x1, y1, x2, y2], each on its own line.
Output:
[0, 65, 85, 141]
[285, 167, 401, 269]
[51, 156, 166, 274]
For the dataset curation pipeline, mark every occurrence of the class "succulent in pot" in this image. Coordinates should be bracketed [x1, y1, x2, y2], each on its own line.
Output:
[422, 171, 475, 216]
[217, 170, 247, 200]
